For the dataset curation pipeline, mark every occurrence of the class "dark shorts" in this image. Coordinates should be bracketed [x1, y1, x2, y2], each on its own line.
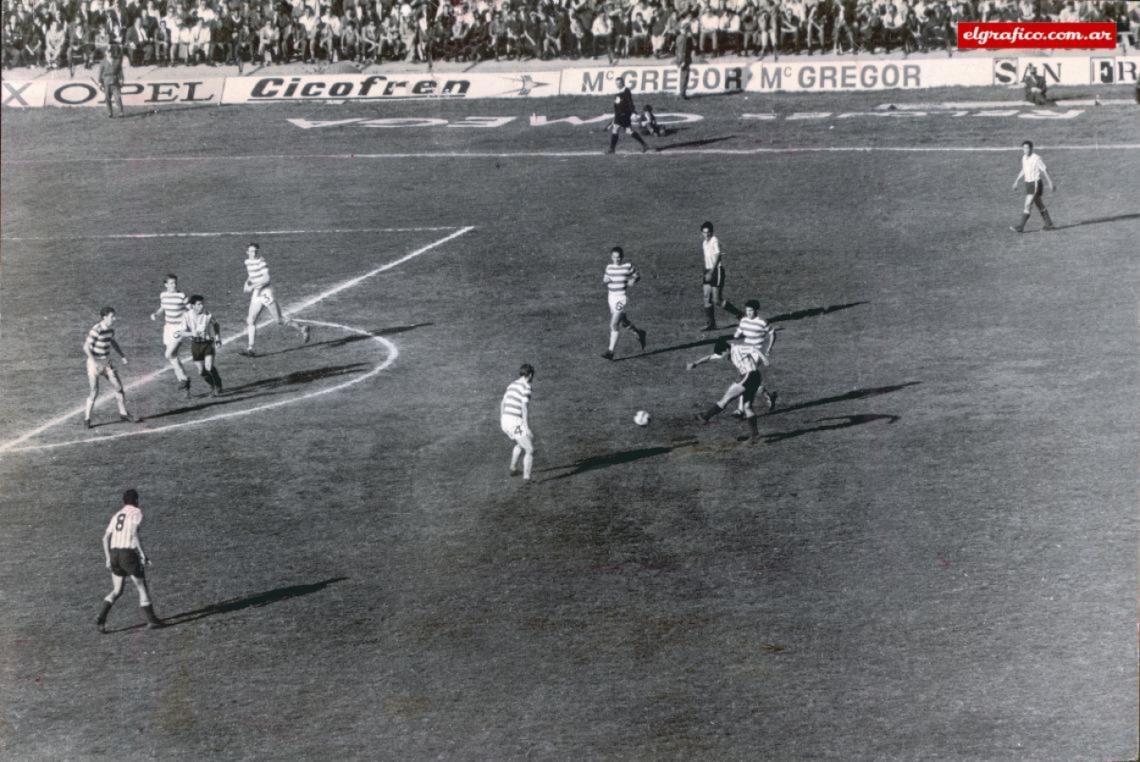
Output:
[110, 548, 144, 578]
[1025, 180, 1043, 197]
[741, 370, 763, 404]
[614, 113, 633, 129]
[190, 340, 215, 362]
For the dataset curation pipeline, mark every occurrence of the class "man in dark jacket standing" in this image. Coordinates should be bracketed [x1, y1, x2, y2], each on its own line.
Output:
[99, 42, 125, 118]
[607, 76, 650, 154]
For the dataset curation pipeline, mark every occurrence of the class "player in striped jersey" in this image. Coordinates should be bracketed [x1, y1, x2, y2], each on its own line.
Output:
[83, 307, 140, 429]
[239, 243, 310, 357]
[500, 364, 536, 482]
[686, 336, 776, 442]
[730, 300, 776, 417]
[96, 488, 164, 632]
[601, 247, 648, 361]
[149, 274, 191, 397]
[182, 295, 224, 396]
[700, 221, 743, 332]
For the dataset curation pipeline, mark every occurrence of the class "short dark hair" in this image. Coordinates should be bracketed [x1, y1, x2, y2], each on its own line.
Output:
[100, 306, 116, 318]
[122, 488, 139, 506]
[165, 273, 178, 282]
[1022, 140, 1033, 151]
[188, 294, 204, 305]
[611, 246, 623, 257]
[701, 221, 714, 232]
[745, 299, 761, 311]
[713, 337, 731, 354]
[519, 363, 535, 378]
[248, 242, 260, 250]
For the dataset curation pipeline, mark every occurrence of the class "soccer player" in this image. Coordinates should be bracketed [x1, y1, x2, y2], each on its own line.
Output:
[700, 221, 743, 331]
[182, 295, 224, 396]
[687, 336, 776, 443]
[95, 489, 164, 632]
[149, 274, 192, 397]
[239, 242, 310, 356]
[83, 307, 140, 429]
[607, 77, 650, 155]
[602, 246, 648, 360]
[1010, 140, 1056, 233]
[731, 299, 775, 416]
[500, 364, 536, 482]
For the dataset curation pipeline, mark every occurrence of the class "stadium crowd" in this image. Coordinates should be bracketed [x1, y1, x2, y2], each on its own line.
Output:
[2, 0, 1136, 71]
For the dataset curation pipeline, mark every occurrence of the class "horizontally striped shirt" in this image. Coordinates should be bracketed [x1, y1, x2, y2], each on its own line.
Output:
[735, 316, 772, 349]
[500, 377, 531, 419]
[604, 262, 638, 294]
[105, 505, 143, 550]
[158, 290, 188, 325]
[85, 323, 115, 358]
[245, 256, 271, 289]
[181, 310, 216, 341]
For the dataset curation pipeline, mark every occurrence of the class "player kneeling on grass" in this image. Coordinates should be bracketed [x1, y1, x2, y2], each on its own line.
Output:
[182, 295, 224, 396]
[96, 489, 164, 633]
[83, 307, 141, 429]
[687, 337, 776, 443]
[637, 104, 665, 137]
[501, 364, 536, 482]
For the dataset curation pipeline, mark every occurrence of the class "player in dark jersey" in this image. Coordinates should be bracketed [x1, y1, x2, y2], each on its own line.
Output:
[607, 77, 650, 155]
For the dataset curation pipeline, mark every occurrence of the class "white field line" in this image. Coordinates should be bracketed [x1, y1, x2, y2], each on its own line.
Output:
[0, 225, 474, 455]
[2, 320, 396, 453]
[875, 99, 1137, 110]
[0, 226, 460, 243]
[3, 144, 1140, 165]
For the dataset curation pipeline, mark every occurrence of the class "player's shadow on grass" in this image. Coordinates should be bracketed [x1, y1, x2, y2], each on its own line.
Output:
[768, 301, 869, 323]
[763, 413, 900, 443]
[144, 362, 369, 420]
[161, 577, 349, 628]
[657, 135, 738, 152]
[543, 446, 677, 479]
[769, 382, 920, 416]
[257, 323, 433, 358]
[613, 336, 728, 361]
[1046, 212, 1140, 232]
[119, 103, 218, 119]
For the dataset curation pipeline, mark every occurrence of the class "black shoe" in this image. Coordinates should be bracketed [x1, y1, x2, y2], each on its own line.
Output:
[731, 410, 744, 419]
[766, 391, 778, 412]
[120, 414, 141, 424]
[97, 621, 107, 634]
[238, 348, 256, 357]
[636, 329, 647, 350]
[180, 379, 192, 398]
[601, 350, 614, 360]
[1009, 225, 1024, 233]
[1042, 224, 1056, 231]
[84, 419, 93, 429]
[701, 324, 718, 332]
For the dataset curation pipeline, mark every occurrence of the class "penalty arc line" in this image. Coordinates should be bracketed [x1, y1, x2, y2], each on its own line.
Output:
[0, 225, 475, 455]
[1, 321, 396, 454]
[0, 225, 464, 243]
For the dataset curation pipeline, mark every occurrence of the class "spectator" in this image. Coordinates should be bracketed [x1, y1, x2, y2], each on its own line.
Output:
[45, 18, 65, 67]
[125, 14, 152, 64]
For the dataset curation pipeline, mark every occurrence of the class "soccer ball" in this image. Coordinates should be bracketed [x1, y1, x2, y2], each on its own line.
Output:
[633, 410, 651, 426]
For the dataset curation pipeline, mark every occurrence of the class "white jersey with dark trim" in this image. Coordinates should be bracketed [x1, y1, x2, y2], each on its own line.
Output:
[105, 505, 143, 550]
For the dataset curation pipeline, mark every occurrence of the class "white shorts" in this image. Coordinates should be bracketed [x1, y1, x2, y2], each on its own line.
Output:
[163, 323, 184, 350]
[251, 286, 275, 307]
[501, 415, 533, 449]
[608, 291, 628, 316]
[87, 357, 120, 384]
